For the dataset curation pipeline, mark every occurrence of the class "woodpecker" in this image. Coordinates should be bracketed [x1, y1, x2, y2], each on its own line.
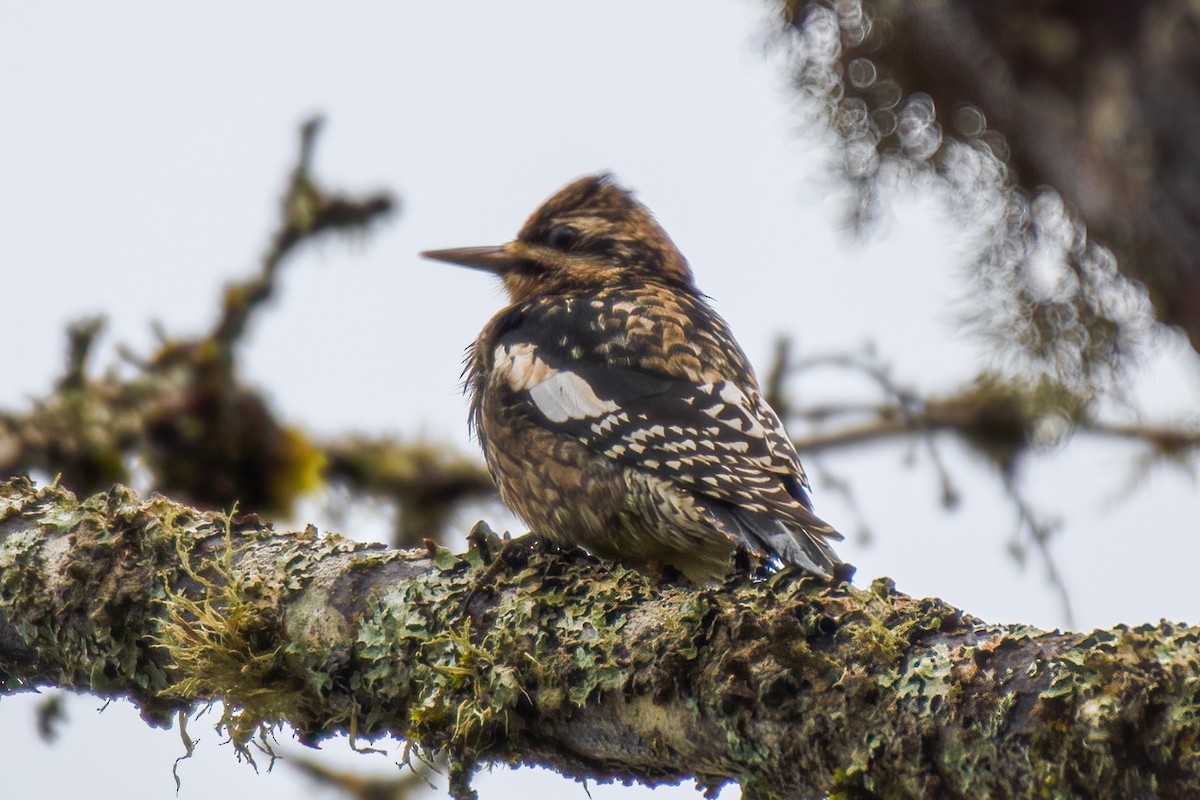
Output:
[422, 174, 842, 582]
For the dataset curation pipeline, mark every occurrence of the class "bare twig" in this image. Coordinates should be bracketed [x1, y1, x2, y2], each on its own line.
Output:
[1002, 474, 1074, 628]
[57, 317, 105, 392]
[783, 342, 1197, 625]
[211, 116, 395, 350]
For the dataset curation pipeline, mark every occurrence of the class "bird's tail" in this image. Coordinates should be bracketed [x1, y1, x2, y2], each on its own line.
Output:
[709, 503, 843, 578]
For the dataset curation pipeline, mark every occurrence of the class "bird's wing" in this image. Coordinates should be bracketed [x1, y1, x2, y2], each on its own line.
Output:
[490, 325, 828, 530]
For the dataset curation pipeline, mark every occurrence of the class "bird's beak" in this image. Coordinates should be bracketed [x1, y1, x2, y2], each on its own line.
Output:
[420, 244, 523, 275]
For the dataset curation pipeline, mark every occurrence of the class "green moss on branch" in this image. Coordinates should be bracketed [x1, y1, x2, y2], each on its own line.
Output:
[1, 478, 1198, 799]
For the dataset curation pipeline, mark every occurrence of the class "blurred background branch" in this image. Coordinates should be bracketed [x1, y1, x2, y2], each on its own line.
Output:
[0, 120, 496, 553]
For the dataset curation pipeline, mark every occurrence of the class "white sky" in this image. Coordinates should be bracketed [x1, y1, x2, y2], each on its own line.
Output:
[2, 2, 1199, 799]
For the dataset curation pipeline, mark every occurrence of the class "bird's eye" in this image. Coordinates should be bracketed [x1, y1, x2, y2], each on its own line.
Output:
[547, 225, 579, 251]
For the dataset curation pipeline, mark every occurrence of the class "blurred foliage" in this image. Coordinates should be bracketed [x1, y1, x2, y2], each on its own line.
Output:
[775, 0, 1192, 391]
[35, 693, 66, 743]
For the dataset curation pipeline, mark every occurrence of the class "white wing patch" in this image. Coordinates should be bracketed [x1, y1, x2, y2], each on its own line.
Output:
[494, 342, 619, 423]
[529, 371, 620, 423]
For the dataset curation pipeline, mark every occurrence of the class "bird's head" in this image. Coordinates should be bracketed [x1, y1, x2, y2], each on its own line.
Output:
[422, 174, 694, 305]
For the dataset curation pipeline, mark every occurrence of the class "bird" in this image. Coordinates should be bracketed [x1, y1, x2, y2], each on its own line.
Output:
[421, 174, 842, 583]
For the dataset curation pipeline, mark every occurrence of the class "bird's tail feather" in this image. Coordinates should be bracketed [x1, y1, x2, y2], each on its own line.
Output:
[709, 503, 841, 578]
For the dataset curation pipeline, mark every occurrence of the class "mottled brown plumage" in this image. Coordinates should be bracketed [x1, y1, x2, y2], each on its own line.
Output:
[422, 174, 841, 581]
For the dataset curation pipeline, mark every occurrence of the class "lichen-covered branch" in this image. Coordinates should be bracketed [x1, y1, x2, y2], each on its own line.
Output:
[1, 478, 1197, 799]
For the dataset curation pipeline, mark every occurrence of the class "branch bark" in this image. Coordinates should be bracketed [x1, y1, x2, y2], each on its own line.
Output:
[1, 478, 1197, 799]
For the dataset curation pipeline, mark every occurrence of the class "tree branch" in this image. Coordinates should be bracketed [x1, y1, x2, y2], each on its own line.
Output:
[1, 478, 1197, 799]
